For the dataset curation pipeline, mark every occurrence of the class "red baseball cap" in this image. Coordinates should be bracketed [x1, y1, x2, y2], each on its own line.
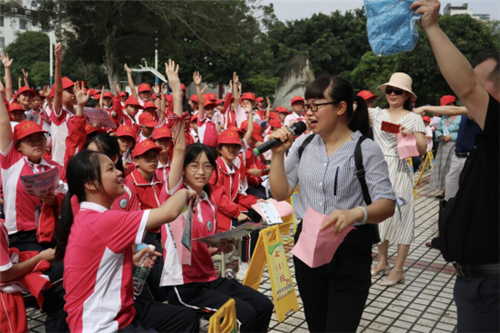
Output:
[422, 116, 431, 123]
[9, 102, 25, 113]
[138, 83, 151, 93]
[227, 126, 244, 136]
[14, 121, 47, 141]
[125, 97, 143, 109]
[204, 100, 216, 108]
[256, 97, 264, 103]
[190, 94, 199, 103]
[85, 124, 106, 135]
[139, 113, 158, 128]
[216, 99, 223, 105]
[116, 125, 137, 141]
[165, 94, 173, 103]
[88, 89, 96, 97]
[94, 92, 101, 100]
[440, 95, 456, 106]
[269, 111, 278, 120]
[48, 85, 55, 99]
[276, 106, 290, 114]
[16, 86, 36, 98]
[219, 129, 242, 146]
[291, 96, 305, 105]
[269, 118, 282, 128]
[191, 113, 198, 123]
[102, 91, 113, 99]
[153, 127, 172, 140]
[241, 121, 264, 142]
[241, 92, 256, 102]
[62, 77, 75, 90]
[206, 93, 217, 102]
[181, 83, 186, 91]
[357, 90, 379, 101]
[132, 140, 161, 158]
[119, 91, 127, 97]
[143, 101, 157, 110]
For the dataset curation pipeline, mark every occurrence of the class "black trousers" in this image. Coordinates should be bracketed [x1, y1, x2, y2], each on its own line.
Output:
[293, 222, 372, 332]
[232, 208, 262, 263]
[119, 299, 199, 333]
[7, 230, 69, 332]
[166, 277, 273, 333]
[454, 276, 500, 332]
[246, 185, 268, 200]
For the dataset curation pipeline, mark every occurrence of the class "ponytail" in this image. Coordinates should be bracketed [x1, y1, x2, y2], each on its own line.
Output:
[349, 96, 370, 137]
[54, 150, 105, 261]
[55, 192, 74, 261]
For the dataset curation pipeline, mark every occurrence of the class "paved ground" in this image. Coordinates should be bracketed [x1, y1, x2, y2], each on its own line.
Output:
[28, 171, 457, 332]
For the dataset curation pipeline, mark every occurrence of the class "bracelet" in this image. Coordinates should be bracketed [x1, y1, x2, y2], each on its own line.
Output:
[357, 206, 368, 225]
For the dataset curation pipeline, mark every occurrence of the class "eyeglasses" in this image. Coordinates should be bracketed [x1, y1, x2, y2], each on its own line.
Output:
[187, 163, 213, 173]
[304, 101, 336, 112]
[385, 87, 404, 96]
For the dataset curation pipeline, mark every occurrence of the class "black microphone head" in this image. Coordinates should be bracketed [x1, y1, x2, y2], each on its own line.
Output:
[289, 121, 307, 136]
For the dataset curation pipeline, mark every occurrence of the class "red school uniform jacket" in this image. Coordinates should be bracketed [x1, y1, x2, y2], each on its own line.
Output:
[211, 156, 258, 211]
[244, 146, 268, 186]
[126, 168, 163, 210]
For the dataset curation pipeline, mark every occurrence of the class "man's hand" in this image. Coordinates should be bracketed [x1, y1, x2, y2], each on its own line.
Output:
[1, 53, 13, 68]
[193, 71, 202, 87]
[410, 0, 441, 32]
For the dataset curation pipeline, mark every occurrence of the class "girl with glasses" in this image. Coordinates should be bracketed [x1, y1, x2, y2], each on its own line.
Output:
[158, 61, 273, 333]
[269, 75, 396, 332]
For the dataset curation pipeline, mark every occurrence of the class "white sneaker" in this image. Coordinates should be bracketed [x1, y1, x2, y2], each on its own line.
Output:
[236, 262, 249, 282]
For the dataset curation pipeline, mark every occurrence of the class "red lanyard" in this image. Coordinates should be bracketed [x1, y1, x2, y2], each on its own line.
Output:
[446, 116, 457, 127]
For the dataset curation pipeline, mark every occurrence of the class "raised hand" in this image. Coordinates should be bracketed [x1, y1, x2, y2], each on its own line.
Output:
[114, 81, 121, 93]
[232, 71, 239, 85]
[73, 81, 90, 106]
[153, 82, 160, 95]
[124, 63, 131, 75]
[161, 82, 167, 95]
[193, 71, 202, 86]
[54, 42, 63, 63]
[266, 97, 271, 106]
[242, 99, 252, 113]
[165, 59, 181, 93]
[410, 0, 440, 32]
[22, 69, 28, 80]
[1, 52, 13, 68]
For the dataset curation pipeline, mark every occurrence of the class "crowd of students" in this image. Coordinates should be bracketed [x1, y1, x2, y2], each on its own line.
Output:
[0, 0, 498, 332]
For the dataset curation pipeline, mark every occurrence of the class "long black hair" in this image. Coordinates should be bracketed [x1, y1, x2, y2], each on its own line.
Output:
[305, 76, 370, 137]
[55, 151, 106, 261]
[184, 143, 216, 195]
[84, 134, 124, 175]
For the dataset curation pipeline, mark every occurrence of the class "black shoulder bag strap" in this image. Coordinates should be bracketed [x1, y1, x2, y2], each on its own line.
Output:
[354, 136, 380, 244]
[298, 134, 316, 159]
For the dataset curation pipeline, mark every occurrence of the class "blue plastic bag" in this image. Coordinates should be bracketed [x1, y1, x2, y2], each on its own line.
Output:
[365, 0, 422, 56]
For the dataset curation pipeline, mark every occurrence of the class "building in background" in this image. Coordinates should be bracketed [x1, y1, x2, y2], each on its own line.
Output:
[443, 3, 490, 21]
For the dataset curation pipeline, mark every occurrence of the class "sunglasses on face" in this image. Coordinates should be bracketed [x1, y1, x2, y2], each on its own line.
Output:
[385, 87, 404, 96]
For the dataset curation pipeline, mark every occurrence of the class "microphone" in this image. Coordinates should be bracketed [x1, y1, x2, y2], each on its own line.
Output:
[253, 121, 307, 156]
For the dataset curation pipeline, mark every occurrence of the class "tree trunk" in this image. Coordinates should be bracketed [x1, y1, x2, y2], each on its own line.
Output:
[104, 29, 120, 93]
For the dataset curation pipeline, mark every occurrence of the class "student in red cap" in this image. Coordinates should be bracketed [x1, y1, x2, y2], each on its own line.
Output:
[357, 90, 379, 108]
[193, 71, 218, 150]
[189, 113, 199, 143]
[241, 120, 267, 190]
[284, 95, 306, 127]
[0, 82, 69, 332]
[8, 102, 26, 123]
[143, 100, 159, 120]
[101, 91, 113, 110]
[158, 61, 273, 332]
[153, 127, 172, 183]
[124, 63, 151, 106]
[255, 96, 266, 118]
[57, 149, 199, 333]
[275, 106, 290, 123]
[138, 113, 158, 143]
[50, 43, 82, 166]
[116, 125, 137, 176]
[127, 140, 163, 210]
[119, 91, 128, 105]
[121, 96, 143, 133]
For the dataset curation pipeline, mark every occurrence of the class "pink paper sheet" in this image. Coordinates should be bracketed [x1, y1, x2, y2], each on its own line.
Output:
[291, 207, 355, 268]
[397, 133, 419, 159]
[251, 199, 293, 219]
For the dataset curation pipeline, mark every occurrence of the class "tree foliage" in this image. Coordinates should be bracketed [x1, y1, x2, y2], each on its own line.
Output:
[2, 31, 50, 87]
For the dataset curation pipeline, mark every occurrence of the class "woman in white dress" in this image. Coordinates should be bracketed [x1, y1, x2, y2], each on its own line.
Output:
[369, 73, 427, 286]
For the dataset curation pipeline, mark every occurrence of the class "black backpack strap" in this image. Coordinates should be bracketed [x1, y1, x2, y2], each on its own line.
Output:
[354, 136, 380, 244]
[354, 136, 372, 205]
[298, 134, 316, 160]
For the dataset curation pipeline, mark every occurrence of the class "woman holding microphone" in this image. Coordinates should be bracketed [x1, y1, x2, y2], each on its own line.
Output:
[269, 76, 396, 332]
